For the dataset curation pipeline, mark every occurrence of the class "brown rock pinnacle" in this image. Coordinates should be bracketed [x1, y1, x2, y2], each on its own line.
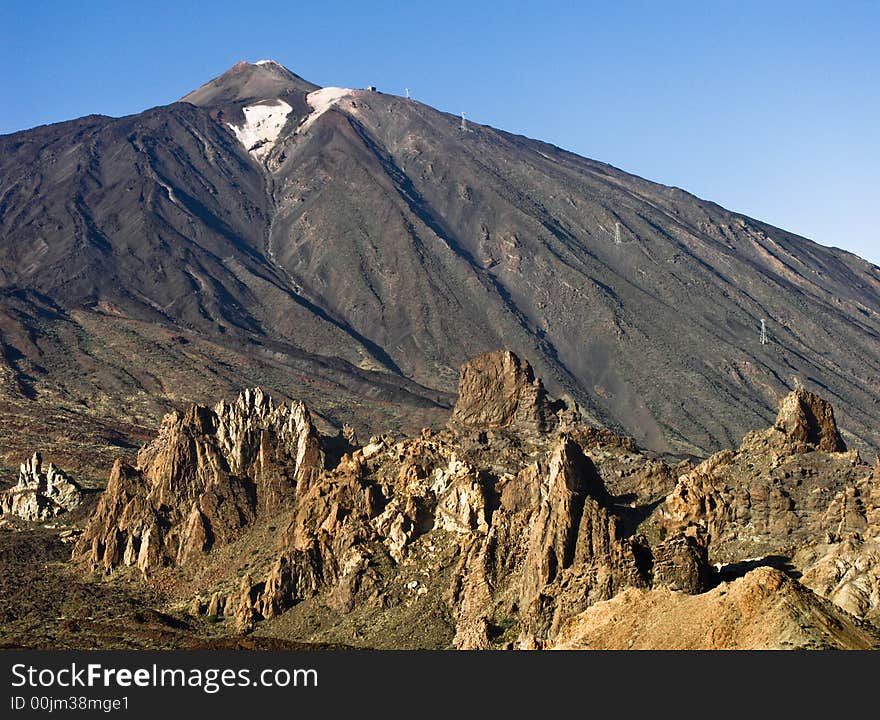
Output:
[449, 350, 560, 434]
[773, 388, 847, 453]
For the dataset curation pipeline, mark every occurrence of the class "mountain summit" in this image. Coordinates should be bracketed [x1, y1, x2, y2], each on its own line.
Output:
[0, 60, 878, 474]
[180, 59, 318, 106]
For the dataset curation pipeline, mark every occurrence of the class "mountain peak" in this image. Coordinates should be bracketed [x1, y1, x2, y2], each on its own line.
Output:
[180, 60, 318, 107]
[229, 59, 291, 74]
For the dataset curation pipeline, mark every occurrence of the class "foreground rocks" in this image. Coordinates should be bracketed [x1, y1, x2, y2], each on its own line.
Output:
[71, 350, 880, 649]
[1, 452, 81, 521]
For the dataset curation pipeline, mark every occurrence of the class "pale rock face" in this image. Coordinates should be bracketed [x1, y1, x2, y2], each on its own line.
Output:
[432, 455, 488, 534]
[0, 452, 81, 521]
[794, 464, 880, 620]
[372, 503, 413, 564]
[800, 536, 880, 621]
[360, 438, 386, 459]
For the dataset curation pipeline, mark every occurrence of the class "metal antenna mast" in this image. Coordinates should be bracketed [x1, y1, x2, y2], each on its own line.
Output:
[460, 112, 467, 132]
[760, 319, 768, 346]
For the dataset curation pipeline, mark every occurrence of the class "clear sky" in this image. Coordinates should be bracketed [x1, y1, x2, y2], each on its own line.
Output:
[1, 1, 877, 265]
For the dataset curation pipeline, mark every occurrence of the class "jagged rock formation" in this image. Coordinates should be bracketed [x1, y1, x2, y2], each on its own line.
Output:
[658, 389, 861, 559]
[447, 434, 653, 649]
[73, 388, 323, 573]
[67, 352, 880, 650]
[85, 352, 709, 645]
[175, 358, 721, 647]
[0, 452, 81, 521]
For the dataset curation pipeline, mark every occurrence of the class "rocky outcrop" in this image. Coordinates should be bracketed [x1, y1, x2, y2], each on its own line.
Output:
[772, 388, 847, 453]
[1, 452, 81, 521]
[194, 431, 489, 631]
[184, 405, 659, 644]
[652, 388, 880, 632]
[658, 389, 867, 564]
[73, 388, 323, 573]
[650, 529, 712, 594]
[449, 350, 561, 435]
[514, 437, 648, 645]
[448, 434, 700, 649]
[793, 462, 880, 620]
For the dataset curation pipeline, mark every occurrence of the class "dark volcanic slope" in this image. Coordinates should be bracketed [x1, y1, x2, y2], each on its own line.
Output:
[1, 60, 879, 465]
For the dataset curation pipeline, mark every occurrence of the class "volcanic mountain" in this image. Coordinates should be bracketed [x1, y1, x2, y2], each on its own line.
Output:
[1, 59, 878, 477]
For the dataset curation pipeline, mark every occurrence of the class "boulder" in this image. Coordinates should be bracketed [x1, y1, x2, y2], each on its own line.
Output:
[650, 530, 713, 594]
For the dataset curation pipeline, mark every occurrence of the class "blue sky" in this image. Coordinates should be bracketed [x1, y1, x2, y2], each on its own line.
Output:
[1, 1, 877, 264]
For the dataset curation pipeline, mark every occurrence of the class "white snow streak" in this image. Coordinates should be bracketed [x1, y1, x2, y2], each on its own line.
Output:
[227, 99, 293, 158]
[299, 87, 355, 132]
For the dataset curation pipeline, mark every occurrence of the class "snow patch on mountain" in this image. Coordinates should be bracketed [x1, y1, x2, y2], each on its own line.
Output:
[299, 87, 355, 132]
[228, 99, 293, 158]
